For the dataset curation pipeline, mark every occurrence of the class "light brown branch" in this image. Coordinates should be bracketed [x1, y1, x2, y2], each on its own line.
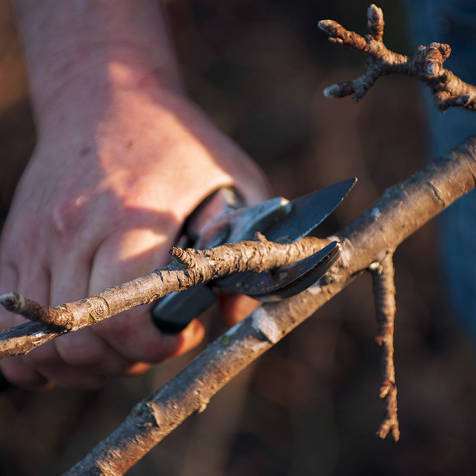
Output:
[0, 236, 329, 358]
[318, 4, 476, 111]
[0, 292, 65, 326]
[370, 252, 400, 442]
[67, 137, 476, 475]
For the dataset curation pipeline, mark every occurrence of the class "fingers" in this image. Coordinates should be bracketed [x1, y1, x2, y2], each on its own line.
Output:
[0, 356, 48, 390]
[219, 294, 261, 328]
[89, 227, 205, 364]
[0, 252, 135, 389]
[23, 255, 134, 388]
[49, 257, 131, 374]
[0, 224, 205, 389]
[11, 259, 99, 389]
[0, 218, 261, 390]
[24, 341, 105, 390]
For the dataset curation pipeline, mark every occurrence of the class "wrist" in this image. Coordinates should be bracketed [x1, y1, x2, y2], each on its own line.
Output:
[14, 0, 183, 130]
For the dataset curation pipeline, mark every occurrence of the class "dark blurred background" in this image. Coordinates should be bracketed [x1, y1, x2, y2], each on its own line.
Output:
[0, 1, 475, 475]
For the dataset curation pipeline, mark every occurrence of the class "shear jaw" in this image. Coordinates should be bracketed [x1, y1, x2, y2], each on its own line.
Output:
[151, 179, 356, 333]
[216, 241, 341, 302]
[195, 196, 291, 249]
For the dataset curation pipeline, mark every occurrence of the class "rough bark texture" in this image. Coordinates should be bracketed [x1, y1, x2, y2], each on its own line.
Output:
[370, 253, 399, 441]
[0, 236, 329, 357]
[319, 4, 476, 110]
[66, 137, 476, 475]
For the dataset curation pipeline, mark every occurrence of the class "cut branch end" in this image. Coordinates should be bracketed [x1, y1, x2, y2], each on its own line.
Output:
[0, 292, 22, 312]
[367, 4, 384, 41]
[0, 292, 70, 329]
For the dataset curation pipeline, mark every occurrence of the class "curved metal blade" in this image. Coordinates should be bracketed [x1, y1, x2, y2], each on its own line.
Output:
[151, 179, 356, 333]
[216, 241, 340, 301]
[217, 178, 355, 294]
[264, 178, 357, 243]
[195, 197, 291, 249]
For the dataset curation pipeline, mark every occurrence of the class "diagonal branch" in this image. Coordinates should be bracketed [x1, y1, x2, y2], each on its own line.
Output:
[318, 4, 476, 111]
[0, 236, 330, 358]
[370, 252, 399, 442]
[66, 137, 476, 475]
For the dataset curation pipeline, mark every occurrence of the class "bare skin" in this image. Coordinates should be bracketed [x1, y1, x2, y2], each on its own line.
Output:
[0, 0, 267, 389]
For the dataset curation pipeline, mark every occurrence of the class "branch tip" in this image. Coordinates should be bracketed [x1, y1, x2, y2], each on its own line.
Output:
[367, 4, 384, 41]
[0, 292, 68, 328]
[317, 19, 332, 33]
[323, 84, 339, 98]
[0, 292, 22, 312]
[370, 253, 399, 442]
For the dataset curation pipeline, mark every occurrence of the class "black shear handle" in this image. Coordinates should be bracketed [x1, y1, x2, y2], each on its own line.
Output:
[151, 187, 244, 334]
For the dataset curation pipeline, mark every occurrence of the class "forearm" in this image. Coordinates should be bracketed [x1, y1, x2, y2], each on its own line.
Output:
[14, 0, 183, 128]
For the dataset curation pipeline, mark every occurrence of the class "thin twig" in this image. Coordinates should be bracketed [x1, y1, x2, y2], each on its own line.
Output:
[66, 137, 476, 475]
[318, 4, 476, 111]
[0, 293, 64, 326]
[370, 252, 400, 442]
[0, 236, 330, 358]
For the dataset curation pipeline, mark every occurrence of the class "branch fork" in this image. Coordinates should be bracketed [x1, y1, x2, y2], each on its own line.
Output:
[319, 4, 476, 110]
[0, 133, 474, 473]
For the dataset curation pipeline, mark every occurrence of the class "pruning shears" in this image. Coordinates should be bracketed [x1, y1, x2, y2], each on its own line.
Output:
[150, 178, 356, 333]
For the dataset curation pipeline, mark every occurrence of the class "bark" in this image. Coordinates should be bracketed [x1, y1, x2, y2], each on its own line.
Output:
[0, 237, 329, 357]
[66, 137, 476, 475]
[319, 4, 476, 110]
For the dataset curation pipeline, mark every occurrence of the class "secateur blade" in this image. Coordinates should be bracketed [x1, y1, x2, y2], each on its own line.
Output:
[216, 241, 340, 301]
[151, 193, 292, 334]
[195, 196, 292, 249]
[216, 178, 356, 296]
[264, 177, 357, 244]
[151, 179, 356, 333]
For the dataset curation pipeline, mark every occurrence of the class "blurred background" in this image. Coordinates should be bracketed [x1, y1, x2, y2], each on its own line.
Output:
[0, 0, 475, 474]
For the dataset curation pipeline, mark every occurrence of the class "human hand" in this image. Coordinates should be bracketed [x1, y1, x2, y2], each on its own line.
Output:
[0, 65, 268, 389]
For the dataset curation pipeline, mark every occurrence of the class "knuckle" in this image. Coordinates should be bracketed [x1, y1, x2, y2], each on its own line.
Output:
[0, 358, 46, 389]
[50, 195, 87, 237]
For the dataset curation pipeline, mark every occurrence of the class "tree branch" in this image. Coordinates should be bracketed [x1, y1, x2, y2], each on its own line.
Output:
[370, 252, 399, 442]
[0, 236, 329, 358]
[318, 4, 476, 111]
[66, 137, 476, 474]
